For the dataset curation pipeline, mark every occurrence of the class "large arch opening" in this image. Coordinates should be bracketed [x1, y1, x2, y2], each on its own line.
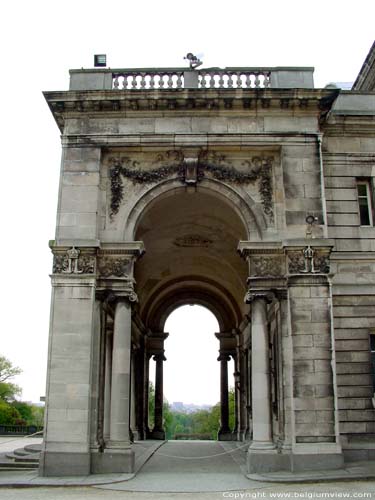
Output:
[147, 304, 236, 440]
[133, 184, 249, 441]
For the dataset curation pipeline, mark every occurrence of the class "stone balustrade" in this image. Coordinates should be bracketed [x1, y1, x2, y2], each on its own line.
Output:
[69, 67, 314, 90]
[112, 68, 271, 90]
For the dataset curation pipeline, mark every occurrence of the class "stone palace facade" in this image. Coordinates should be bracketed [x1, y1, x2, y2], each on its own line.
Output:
[40, 43, 375, 476]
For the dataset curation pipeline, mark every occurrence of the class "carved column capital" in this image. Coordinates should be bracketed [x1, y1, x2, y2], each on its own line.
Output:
[244, 290, 275, 305]
[217, 352, 231, 362]
[153, 353, 167, 362]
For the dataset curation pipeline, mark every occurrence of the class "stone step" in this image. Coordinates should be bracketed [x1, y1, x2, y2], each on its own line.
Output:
[5, 452, 39, 463]
[24, 443, 42, 453]
[12, 447, 31, 457]
[0, 460, 38, 470]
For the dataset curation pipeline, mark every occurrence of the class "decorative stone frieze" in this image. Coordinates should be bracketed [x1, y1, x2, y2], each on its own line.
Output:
[52, 246, 96, 274]
[287, 245, 331, 274]
[108, 150, 274, 221]
[250, 255, 284, 277]
[97, 257, 131, 278]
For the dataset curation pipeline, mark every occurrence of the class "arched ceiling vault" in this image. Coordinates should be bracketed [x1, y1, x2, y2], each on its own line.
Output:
[134, 186, 249, 332]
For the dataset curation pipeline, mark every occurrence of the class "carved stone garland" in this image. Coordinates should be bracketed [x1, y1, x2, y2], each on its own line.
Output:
[109, 151, 274, 221]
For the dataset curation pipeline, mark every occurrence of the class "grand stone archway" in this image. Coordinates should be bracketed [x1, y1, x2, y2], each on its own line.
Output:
[40, 64, 347, 477]
[132, 186, 248, 441]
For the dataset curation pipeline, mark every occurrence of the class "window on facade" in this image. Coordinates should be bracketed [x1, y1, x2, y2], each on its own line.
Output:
[357, 180, 373, 226]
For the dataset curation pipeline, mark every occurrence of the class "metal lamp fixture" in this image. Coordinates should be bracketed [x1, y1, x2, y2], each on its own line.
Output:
[94, 54, 107, 67]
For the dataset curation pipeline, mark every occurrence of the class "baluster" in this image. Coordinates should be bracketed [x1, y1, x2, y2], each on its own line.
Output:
[264, 72, 271, 88]
[254, 72, 260, 88]
[168, 73, 174, 88]
[150, 74, 155, 89]
[140, 73, 146, 89]
[199, 73, 205, 89]
[113, 75, 119, 89]
[177, 72, 183, 88]
[236, 72, 242, 88]
[210, 72, 215, 88]
[227, 73, 233, 88]
[131, 74, 137, 89]
[218, 71, 224, 89]
[245, 73, 252, 89]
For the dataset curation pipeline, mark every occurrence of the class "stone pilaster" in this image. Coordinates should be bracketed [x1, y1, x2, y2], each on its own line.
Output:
[284, 239, 343, 472]
[40, 245, 98, 477]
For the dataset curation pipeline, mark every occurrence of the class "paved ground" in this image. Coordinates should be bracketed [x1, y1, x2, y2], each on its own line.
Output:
[0, 436, 43, 453]
[97, 440, 255, 492]
[1, 439, 375, 499]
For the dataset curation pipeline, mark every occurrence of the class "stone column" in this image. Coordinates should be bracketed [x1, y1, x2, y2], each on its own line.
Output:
[130, 347, 137, 441]
[233, 353, 239, 439]
[218, 352, 232, 440]
[248, 292, 275, 450]
[108, 298, 132, 446]
[103, 328, 113, 441]
[239, 348, 248, 441]
[143, 352, 151, 437]
[152, 353, 166, 439]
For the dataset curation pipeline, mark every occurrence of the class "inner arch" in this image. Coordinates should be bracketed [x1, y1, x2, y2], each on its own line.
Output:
[134, 186, 249, 328]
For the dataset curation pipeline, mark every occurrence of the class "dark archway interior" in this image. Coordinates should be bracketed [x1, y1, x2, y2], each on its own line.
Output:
[134, 186, 248, 332]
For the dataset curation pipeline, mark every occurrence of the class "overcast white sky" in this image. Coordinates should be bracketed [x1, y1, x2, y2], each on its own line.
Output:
[0, 0, 374, 404]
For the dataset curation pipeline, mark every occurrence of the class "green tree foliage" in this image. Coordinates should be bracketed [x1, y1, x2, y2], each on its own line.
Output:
[0, 355, 22, 403]
[0, 400, 22, 425]
[163, 388, 236, 440]
[0, 355, 44, 427]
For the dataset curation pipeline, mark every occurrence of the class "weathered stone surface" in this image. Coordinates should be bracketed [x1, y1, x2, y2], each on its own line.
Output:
[42, 53, 375, 477]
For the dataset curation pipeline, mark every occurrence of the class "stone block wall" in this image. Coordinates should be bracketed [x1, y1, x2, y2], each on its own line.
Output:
[287, 277, 336, 445]
[323, 115, 375, 457]
[56, 146, 101, 243]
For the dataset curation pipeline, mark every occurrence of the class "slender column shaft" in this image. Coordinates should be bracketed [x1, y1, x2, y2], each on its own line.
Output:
[233, 354, 239, 434]
[153, 354, 165, 432]
[130, 348, 137, 438]
[250, 296, 274, 449]
[143, 353, 150, 435]
[219, 354, 230, 432]
[239, 349, 248, 438]
[109, 299, 132, 445]
[103, 330, 113, 440]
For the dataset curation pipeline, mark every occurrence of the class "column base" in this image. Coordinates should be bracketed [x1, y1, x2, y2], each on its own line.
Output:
[247, 443, 344, 474]
[91, 448, 135, 474]
[149, 429, 165, 440]
[247, 447, 288, 474]
[290, 443, 344, 472]
[218, 429, 234, 441]
[39, 451, 90, 477]
[250, 440, 276, 450]
[132, 429, 143, 441]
